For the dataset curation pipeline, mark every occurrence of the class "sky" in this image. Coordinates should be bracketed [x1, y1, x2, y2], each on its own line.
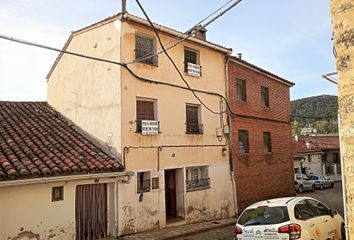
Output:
[0, 0, 337, 101]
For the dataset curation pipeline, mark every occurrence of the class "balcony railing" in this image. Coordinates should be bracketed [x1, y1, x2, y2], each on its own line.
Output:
[186, 123, 204, 134]
[186, 178, 210, 191]
[137, 179, 151, 193]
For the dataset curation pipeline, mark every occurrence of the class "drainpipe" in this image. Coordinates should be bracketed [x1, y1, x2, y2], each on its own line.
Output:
[338, 113, 349, 238]
[225, 55, 238, 216]
[114, 178, 119, 236]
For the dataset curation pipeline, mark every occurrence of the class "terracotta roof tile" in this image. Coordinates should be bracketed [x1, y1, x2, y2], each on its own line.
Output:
[0, 102, 123, 181]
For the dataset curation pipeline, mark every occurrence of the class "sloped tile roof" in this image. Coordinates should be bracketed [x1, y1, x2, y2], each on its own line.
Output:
[298, 135, 340, 150]
[293, 140, 321, 154]
[0, 102, 122, 181]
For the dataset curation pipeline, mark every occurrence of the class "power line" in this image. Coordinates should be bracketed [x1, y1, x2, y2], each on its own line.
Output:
[135, 0, 229, 115]
[0, 34, 124, 67]
[127, 0, 241, 65]
[0, 33, 233, 114]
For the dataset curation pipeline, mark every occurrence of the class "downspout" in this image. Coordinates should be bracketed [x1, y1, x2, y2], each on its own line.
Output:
[338, 113, 348, 238]
[225, 56, 238, 216]
[114, 178, 119, 236]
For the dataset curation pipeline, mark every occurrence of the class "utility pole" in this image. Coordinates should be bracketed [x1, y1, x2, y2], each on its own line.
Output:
[331, 0, 354, 238]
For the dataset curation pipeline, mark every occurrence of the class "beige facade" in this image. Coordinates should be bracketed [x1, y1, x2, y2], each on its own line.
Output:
[0, 174, 127, 240]
[46, 13, 235, 236]
[331, 0, 354, 237]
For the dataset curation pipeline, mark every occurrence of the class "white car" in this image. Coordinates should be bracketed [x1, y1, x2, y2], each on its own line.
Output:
[234, 197, 345, 240]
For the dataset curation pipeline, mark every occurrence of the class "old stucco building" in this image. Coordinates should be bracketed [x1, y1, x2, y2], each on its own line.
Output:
[331, 0, 354, 238]
[47, 12, 235, 236]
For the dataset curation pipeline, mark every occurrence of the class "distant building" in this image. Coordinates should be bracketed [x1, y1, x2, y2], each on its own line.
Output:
[227, 56, 295, 211]
[293, 134, 341, 180]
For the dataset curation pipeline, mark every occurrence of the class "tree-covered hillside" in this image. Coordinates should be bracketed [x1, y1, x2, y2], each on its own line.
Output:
[291, 95, 338, 134]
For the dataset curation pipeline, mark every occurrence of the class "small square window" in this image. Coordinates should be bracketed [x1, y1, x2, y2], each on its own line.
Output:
[237, 79, 246, 102]
[186, 166, 210, 191]
[261, 86, 269, 107]
[137, 172, 151, 193]
[52, 186, 64, 202]
[152, 177, 159, 189]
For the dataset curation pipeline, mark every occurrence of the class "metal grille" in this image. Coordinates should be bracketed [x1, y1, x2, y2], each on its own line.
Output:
[186, 123, 204, 134]
[137, 179, 151, 193]
[186, 177, 210, 190]
[135, 35, 158, 65]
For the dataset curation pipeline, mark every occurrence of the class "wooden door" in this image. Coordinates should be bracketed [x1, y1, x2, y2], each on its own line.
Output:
[75, 184, 107, 240]
[165, 169, 177, 218]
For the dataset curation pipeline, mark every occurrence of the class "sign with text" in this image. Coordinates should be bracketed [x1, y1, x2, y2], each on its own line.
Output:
[141, 120, 159, 135]
[187, 62, 201, 77]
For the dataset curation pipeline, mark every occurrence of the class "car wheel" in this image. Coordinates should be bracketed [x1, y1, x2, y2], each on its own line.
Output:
[331, 182, 334, 188]
[312, 184, 316, 192]
[298, 185, 303, 193]
[341, 223, 346, 240]
[320, 184, 324, 190]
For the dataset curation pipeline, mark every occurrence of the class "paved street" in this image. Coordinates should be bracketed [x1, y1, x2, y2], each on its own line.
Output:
[175, 182, 344, 240]
[297, 181, 344, 217]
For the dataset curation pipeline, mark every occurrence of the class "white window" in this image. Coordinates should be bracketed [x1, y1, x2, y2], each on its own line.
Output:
[186, 166, 210, 191]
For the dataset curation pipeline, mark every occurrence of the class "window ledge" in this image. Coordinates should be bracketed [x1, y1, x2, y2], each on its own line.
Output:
[186, 185, 211, 192]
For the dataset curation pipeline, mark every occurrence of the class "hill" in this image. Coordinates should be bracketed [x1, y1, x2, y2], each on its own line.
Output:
[291, 95, 338, 134]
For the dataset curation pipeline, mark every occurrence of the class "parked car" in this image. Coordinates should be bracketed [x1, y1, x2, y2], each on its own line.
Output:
[234, 197, 345, 240]
[308, 174, 334, 190]
[294, 173, 315, 193]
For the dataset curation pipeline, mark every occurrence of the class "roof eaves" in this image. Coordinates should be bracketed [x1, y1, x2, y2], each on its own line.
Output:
[229, 56, 295, 87]
[46, 13, 122, 81]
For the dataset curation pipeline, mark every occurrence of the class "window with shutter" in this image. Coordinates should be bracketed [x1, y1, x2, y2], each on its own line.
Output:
[261, 86, 269, 107]
[135, 34, 157, 65]
[136, 100, 155, 132]
[237, 79, 246, 102]
[238, 130, 249, 154]
[186, 104, 203, 134]
[263, 132, 272, 153]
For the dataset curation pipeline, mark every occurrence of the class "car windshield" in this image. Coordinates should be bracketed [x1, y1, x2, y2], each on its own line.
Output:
[238, 206, 290, 226]
[308, 176, 318, 180]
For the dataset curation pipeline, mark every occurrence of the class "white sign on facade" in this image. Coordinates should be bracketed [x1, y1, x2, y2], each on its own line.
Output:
[187, 62, 201, 77]
[141, 120, 159, 135]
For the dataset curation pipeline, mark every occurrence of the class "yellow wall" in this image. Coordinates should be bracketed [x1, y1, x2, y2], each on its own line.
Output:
[47, 19, 123, 157]
[46, 17, 234, 236]
[0, 179, 116, 240]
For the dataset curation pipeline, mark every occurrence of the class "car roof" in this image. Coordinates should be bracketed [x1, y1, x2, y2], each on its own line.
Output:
[246, 196, 315, 209]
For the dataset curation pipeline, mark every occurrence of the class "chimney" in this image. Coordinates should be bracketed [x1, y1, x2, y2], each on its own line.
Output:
[306, 141, 311, 149]
[121, 0, 127, 13]
[295, 135, 298, 142]
[237, 53, 242, 59]
[193, 25, 207, 41]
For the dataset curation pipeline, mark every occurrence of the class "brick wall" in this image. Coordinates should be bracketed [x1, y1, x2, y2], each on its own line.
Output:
[228, 59, 296, 212]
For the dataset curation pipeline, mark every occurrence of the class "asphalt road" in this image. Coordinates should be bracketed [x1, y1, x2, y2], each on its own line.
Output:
[176, 182, 344, 240]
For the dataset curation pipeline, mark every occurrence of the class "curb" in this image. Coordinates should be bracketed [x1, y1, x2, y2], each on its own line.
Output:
[162, 220, 236, 240]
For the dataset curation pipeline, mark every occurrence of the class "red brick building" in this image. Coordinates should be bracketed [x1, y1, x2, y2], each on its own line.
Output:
[227, 56, 295, 212]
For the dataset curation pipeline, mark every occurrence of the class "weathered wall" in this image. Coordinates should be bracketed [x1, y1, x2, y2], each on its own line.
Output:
[331, 0, 354, 237]
[115, 20, 234, 233]
[117, 162, 234, 235]
[47, 19, 122, 157]
[0, 179, 115, 240]
[228, 60, 295, 211]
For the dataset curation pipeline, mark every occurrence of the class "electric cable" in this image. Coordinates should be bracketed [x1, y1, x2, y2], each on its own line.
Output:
[0, 34, 124, 67]
[127, 0, 242, 65]
[135, 0, 227, 115]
